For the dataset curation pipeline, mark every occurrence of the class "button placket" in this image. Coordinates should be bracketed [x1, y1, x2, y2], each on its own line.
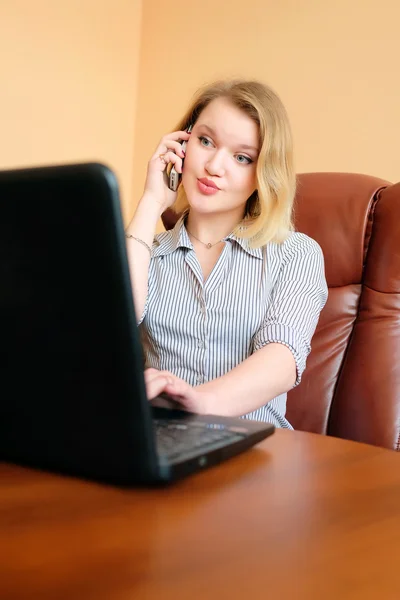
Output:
[196, 291, 208, 386]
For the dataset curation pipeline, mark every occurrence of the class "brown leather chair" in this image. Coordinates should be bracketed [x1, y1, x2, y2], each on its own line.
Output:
[162, 173, 400, 451]
[287, 173, 400, 452]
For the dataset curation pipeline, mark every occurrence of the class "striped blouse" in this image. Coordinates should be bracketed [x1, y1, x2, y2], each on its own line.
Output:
[139, 215, 328, 429]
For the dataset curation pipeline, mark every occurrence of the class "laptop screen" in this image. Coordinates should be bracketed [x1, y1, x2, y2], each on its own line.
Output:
[0, 163, 155, 480]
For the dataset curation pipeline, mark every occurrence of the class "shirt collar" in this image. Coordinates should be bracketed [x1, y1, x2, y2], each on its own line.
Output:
[152, 214, 193, 257]
[152, 214, 263, 259]
[225, 231, 263, 259]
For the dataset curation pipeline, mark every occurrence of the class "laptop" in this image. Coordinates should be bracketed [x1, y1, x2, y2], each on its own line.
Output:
[0, 162, 274, 486]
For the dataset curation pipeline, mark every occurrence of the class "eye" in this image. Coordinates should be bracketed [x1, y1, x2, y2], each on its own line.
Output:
[199, 136, 213, 147]
[236, 154, 253, 165]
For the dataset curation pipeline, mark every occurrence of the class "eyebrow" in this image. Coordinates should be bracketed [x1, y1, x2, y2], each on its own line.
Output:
[198, 124, 259, 153]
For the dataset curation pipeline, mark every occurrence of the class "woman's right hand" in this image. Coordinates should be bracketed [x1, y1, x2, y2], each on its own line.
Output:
[142, 130, 191, 212]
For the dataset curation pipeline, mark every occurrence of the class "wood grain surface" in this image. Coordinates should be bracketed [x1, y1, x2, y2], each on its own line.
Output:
[1, 429, 399, 600]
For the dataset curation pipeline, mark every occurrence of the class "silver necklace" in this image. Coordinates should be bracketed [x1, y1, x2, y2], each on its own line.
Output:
[186, 228, 224, 249]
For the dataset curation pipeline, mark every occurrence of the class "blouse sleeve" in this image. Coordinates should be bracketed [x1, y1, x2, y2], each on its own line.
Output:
[252, 234, 328, 386]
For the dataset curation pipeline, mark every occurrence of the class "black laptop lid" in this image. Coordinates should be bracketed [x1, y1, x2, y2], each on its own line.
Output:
[0, 163, 158, 484]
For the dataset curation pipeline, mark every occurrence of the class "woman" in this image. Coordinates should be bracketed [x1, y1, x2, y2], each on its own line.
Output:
[125, 79, 328, 429]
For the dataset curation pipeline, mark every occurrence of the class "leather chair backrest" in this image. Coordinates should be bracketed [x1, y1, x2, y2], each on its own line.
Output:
[326, 181, 400, 450]
[286, 173, 400, 451]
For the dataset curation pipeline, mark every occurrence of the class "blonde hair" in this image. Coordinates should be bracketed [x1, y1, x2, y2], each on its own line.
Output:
[172, 79, 296, 247]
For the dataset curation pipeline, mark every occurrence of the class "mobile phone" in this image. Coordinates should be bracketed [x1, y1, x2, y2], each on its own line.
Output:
[168, 125, 192, 191]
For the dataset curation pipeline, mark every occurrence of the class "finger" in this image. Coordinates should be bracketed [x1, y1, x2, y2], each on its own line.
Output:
[162, 381, 195, 412]
[161, 130, 191, 145]
[144, 367, 160, 383]
[163, 377, 192, 398]
[144, 368, 178, 386]
[144, 367, 158, 374]
[157, 140, 187, 158]
[146, 376, 172, 400]
[144, 368, 172, 385]
[153, 131, 191, 158]
[152, 150, 184, 174]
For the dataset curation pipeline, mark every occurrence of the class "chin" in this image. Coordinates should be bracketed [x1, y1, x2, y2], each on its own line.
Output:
[188, 202, 216, 215]
[186, 191, 218, 213]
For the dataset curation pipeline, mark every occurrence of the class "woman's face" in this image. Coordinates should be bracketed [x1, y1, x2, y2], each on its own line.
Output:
[182, 97, 259, 220]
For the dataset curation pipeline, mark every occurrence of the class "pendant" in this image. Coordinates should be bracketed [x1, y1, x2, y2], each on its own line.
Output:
[206, 243, 212, 249]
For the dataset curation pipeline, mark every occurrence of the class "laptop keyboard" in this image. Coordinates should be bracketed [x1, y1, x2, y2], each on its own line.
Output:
[154, 419, 245, 461]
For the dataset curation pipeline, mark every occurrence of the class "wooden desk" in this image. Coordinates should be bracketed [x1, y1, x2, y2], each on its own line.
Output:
[1, 430, 399, 600]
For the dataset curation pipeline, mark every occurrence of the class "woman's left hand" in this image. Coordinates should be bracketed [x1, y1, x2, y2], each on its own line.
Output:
[144, 368, 214, 415]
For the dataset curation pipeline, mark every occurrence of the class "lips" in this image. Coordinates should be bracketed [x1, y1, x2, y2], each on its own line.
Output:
[198, 178, 219, 190]
[197, 178, 220, 196]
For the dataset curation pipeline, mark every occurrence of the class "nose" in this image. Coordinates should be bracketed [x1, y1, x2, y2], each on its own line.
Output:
[205, 150, 226, 177]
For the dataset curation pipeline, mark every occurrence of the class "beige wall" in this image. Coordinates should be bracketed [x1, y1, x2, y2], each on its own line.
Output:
[0, 0, 142, 221]
[2, 1, 399, 226]
[133, 0, 400, 225]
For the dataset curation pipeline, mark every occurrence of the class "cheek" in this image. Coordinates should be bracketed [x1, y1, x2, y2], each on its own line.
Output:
[235, 169, 257, 195]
